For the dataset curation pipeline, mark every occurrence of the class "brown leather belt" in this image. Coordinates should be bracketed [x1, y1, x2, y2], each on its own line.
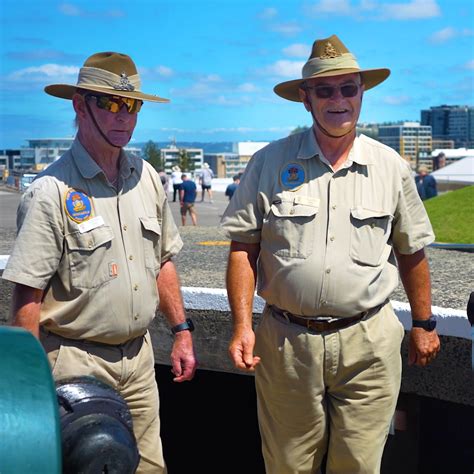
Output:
[270, 302, 386, 332]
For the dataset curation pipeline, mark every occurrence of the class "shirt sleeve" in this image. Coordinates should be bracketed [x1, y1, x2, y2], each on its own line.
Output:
[392, 159, 435, 254]
[3, 177, 64, 289]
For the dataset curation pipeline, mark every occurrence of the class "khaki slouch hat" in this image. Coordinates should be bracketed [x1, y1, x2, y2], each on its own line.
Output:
[45, 51, 169, 103]
[274, 34, 390, 102]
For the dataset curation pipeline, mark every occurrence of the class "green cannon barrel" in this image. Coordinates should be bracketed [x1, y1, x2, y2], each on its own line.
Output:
[0, 326, 61, 473]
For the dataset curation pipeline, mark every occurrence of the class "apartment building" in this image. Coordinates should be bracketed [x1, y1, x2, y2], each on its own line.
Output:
[161, 146, 204, 175]
[421, 105, 474, 148]
[378, 122, 432, 170]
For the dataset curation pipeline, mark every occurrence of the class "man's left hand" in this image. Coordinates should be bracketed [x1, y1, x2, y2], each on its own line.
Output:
[408, 329, 440, 367]
[170, 331, 198, 382]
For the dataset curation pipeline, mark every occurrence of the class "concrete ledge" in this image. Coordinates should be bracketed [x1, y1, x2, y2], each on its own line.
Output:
[1, 271, 472, 406]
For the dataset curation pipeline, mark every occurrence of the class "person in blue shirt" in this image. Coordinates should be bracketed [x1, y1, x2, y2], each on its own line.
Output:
[415, 166, 438, 200]
[179, 173, 197, 226]
[225, 175, 241, 201]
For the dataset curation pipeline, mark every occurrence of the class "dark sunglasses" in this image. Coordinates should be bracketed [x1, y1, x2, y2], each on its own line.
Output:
[87, 94, 143, 114]
[305, 83, 360, 99]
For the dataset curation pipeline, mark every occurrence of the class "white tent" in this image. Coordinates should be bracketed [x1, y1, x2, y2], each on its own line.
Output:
[431, 156, 474, 184]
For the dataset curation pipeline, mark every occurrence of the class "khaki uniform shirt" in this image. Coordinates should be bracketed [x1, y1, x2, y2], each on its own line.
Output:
[3, 139, 182, 344]
[220, 129, 434, 317]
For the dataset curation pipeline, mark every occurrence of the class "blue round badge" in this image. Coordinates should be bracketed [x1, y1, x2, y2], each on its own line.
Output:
[280, 163, 306, 189]
[64, 189, 93, 223]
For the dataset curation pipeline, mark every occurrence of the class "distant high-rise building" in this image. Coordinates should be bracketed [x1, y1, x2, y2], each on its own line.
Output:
[161, 146, 204, 174]
[378, 122, 432, 170]
[421, 105, 474, 148]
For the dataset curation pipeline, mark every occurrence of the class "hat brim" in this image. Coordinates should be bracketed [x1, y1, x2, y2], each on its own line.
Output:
[274, 68, 390, 102]
[44, 84, 169, 103]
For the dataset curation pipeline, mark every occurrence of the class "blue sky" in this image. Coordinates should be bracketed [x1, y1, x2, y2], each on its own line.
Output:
[1, 0, 473, 148]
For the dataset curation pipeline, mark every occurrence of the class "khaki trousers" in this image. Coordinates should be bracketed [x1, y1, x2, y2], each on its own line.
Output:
[255, 302, 404, 474]
[41, 330, 166, 474]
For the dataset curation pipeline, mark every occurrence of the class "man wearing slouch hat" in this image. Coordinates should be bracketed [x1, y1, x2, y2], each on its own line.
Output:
[3, 51, 197, 473]
[221, 34, 440, 473]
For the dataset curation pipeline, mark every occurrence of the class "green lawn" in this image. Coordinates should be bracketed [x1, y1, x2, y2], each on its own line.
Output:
[423, 185, 474, 244]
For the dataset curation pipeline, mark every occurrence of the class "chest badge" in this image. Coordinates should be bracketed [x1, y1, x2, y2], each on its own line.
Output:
[64, 189, 93, 223]
[280, 162, 306, 189]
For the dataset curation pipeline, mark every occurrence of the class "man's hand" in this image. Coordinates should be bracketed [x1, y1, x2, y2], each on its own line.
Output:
[408, 328, 440, 367]
[228, 326, 261, 372]
[170, 331, 198, 382]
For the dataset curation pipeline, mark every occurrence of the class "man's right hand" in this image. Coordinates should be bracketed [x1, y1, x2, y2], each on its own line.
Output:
[228, 327, 261, 372]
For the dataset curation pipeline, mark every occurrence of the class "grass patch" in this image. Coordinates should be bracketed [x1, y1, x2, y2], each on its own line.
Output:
[423, 185, 474, 244]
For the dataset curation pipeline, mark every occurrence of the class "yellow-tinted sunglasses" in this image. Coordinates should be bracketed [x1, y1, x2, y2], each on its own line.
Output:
[87, 94, 143, 114]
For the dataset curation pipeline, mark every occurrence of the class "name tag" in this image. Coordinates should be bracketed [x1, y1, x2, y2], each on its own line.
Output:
[78, 216, 105, 233]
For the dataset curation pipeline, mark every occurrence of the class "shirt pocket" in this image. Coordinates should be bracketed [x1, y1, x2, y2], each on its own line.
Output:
[263, 195, 320, 259]
[65, 226, 114, 288]
[139, 216, 162, 270]
[350, 207, 393, 267]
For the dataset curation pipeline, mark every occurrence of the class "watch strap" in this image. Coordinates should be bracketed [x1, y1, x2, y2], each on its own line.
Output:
[171, 318, 195, 335]
[412, 316, 437, 331]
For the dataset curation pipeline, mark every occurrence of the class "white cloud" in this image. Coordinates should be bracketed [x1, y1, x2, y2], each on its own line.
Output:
[155, 66, 173, 77]
[382, 95, 411, 105]
[238, 83, 259, 93]
[259, 7, 278, 19]
[269, 22, 302, 36]
[429, 27, 474, 44]
[59, 3, 81, 16]
[308, 0, 353, 15]
[306, 0, 441, 20]
[8, 64, 79, 80]
[261, 60, 304, 78]
[429, 27, 456, 44]
[283, 43, 310, 58]
[463, 60, 474, 70]
[380, 0, 441, 20]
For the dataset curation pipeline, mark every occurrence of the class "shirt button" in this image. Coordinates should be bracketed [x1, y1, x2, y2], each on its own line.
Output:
[290, 209, 295, 215]
[123, 225, 128, 231]
[330, 236, 335, 241]
[326, 268, 331, 274]
[370, 222, 376, 228]
[88, 241, 93, 248]
[129, 255, 134, 260]
[320, 299, 327, 305]
[134, 284, 139, 291]
[134, 314, 139, 320]
[332, 205, 336, 210]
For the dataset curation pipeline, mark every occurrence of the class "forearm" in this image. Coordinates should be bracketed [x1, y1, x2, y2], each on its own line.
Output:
[157, 259, 187, 327]
[226, 241, 260, 330]
[396, 248, 432, 320]
[11, 283, 44, 338]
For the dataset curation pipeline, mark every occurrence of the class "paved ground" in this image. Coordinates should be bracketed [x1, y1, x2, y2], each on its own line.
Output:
[1, 185, 472, 311]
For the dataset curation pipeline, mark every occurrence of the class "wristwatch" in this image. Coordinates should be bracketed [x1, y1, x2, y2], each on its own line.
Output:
[171, 318, 195, 335]
[412, 315, 437, 331]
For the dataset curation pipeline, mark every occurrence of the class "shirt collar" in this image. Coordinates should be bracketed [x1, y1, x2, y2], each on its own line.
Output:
[71, 138, 135, 180]
[296, 129, 375, 166]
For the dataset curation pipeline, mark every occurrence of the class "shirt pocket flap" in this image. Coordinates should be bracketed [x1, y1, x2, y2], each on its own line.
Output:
[139, 217, 162, 236]
[351, 207, 393, 221]
[65, 226, 114, 251]
[272, 196, 320, 218]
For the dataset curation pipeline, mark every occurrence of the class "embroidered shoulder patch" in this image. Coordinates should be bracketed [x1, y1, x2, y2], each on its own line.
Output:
[64, 188, 93, 223]
[280, 162, 306, 189]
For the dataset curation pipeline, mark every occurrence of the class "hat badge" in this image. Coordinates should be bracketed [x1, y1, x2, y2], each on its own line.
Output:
[321, 42, 339, 59]
[114, 72, 135, 91]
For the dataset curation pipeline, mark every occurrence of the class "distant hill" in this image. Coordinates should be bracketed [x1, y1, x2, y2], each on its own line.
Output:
[135, 141, 235, 153]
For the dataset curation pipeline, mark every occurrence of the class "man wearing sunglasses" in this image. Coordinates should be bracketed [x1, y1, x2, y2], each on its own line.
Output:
[3, 52, 197, 473]
[221, 35, 439, 473]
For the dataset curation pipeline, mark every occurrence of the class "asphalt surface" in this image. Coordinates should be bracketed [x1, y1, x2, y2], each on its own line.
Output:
[1, 185, 472, 311]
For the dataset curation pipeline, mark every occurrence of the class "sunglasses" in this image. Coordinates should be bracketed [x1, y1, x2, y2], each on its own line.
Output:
[87, 94, 143, 114]
[305, 83, 360, 99]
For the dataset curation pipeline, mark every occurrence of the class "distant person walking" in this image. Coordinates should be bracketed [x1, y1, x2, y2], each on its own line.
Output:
[225, 175, 240, 201]
[180, 174, 197, 226]
[415, 165, 438, 200]
[158, 169, 169, 196]
[171, 165, 183, 202]
[199, 162, 214, 203]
